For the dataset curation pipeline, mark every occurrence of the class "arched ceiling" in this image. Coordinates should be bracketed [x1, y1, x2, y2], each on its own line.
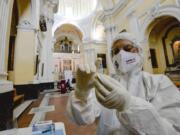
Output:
[57, 0, 97, 19]
[54, 23, 83, 44]
[148, 16, 179, 37]
[99, 0, 120, 10]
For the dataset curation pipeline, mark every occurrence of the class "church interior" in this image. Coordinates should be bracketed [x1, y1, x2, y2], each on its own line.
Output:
[0, 0, 180, 134]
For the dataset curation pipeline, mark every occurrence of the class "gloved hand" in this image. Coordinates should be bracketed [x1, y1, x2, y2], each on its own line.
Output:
[75, 63, 96, 101]
[94, 73, 131, 111]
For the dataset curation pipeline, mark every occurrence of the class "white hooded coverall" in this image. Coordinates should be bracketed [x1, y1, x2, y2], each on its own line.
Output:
[66, 33, 180, 135]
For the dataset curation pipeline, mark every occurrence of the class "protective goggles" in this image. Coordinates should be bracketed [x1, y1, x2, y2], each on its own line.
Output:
[111, 44, 138, 57]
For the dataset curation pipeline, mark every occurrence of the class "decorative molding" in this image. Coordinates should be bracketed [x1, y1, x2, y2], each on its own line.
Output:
[124, 0, 143, 17]
[147, 5, 161, 19]
[82, 39, 106, 45]
[17, 20, 35, 30]
[0, 80, 13, 94]
[104, 0, 127, 15]
[140, 5, 180, 38]
[99, 0, 126, 21]
[88, 40, 107, 45]
[45, 0, 59, 13]
[53, 53, 81, 59]
[0, 72, 8, 76]
[138, 0, 161, 19]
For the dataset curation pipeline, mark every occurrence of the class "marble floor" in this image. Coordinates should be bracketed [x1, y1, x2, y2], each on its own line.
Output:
[17, 92, 97, 135]
[17, 95, 44, 128]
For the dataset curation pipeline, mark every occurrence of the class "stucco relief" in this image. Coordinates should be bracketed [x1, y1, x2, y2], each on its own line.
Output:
[139, 5, 180, 42]
[17, 20, 34, 30]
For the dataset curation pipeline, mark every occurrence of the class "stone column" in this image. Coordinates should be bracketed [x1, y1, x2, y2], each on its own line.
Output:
[0, 0, 14, 130]
[46, 17, 54, 82]
[101, 14, 116, 74]
[140, 37, 153, 73]
[14, 0, 37, 85]
[38, 0, 58, 83]
[0, 0, 14, 80]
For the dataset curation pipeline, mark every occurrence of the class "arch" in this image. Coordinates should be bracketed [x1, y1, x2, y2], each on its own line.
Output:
[141, 5, 180, 39]
[53, 21, 84, 37]
[91, 11, 104, 33]
[91, 11, 106, 41]
[54, 23, 83, 53]
[57, 0, 98, 20]
[144, 13, 180, 74]
[54, 23, 83, 42]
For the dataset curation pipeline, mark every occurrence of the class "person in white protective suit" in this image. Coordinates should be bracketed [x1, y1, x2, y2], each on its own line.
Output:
[66, 32, 180, 135]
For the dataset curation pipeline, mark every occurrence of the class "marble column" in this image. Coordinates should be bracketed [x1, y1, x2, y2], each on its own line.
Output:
[102, 14, 116, 74]
[104, 25, 116, 74]
[0, 0, 14, 80]
[38, 0, 58, 83]
[0, 0, 14, 130]
[46, 18, 54, 82]
[140, 37, 153, 73]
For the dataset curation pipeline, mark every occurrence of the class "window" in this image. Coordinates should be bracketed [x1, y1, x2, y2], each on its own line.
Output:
[150, 49, 158, 68]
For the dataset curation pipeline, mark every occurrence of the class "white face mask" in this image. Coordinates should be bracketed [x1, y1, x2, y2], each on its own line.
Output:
[112, 50, 140, 73]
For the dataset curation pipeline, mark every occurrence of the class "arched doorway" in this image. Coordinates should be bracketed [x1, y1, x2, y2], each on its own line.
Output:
[146, 16, 180, 73]
[53, 24, 83, 82]
[146, 16, 180, 86]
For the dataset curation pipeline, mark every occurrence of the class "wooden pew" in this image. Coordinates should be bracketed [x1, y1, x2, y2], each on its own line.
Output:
[13, 89, 24, 108]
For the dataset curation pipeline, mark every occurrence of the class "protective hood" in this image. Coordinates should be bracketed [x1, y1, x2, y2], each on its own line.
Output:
[111, 32, 144, 75]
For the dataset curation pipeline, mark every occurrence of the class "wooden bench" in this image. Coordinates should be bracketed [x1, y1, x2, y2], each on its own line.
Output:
[13, 89, 24, 108]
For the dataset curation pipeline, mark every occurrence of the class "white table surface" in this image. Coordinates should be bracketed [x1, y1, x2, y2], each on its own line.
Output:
[0, 122, 66, 135]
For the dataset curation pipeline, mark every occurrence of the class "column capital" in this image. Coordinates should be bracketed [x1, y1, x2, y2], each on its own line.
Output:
[45, 0, 59, 13]
[0, 72, 8, 79]
[17, 20, 35, 30]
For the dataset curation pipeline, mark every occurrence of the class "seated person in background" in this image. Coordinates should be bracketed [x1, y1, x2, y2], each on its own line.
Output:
[66, 79, 73, 91]
[71, 78, 76, 90]
[66, 32, 180, 135]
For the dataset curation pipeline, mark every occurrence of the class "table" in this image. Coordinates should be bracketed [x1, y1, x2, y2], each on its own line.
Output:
[0, 122, 66, 135]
